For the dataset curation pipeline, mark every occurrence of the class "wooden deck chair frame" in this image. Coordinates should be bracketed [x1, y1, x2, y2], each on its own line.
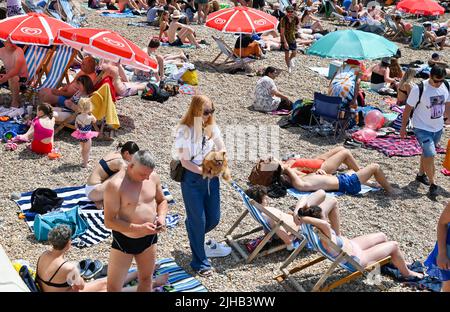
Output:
[383, 15, 402, 41]
[274, 224, 391, 292]
[210, 36, 255, 72]
[223, 182, 304, 264]
[54, 111, 76, 134]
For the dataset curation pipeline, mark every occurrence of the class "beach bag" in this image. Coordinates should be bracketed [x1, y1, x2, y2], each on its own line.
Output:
[443, 140, 450, 171]
[33, 207, 88, 242]
[141, 82, 170, 103]
[289, 99, 315, 126]
[169, 159, 185, 182]
[248, 158, 282, 187]
[181, 68, 199, 86]
[30, 188, 64, 215]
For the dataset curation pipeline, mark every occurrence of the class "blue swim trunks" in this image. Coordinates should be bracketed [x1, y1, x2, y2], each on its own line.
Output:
[57, 95, 68, 108]
[337, 173, 361, 195]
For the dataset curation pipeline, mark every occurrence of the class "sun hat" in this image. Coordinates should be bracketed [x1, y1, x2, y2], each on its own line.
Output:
[171, 10, 181, 19]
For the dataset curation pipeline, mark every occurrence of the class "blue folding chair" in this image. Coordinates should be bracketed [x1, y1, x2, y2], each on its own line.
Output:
[226, 181, 304, 263]
[275, 223, 391, 292]
[309, 92, 348, 142]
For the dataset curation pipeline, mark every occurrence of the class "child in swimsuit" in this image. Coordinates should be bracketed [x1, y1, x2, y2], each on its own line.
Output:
[17, 103, 55, 154]
[71, 98, 98, 168]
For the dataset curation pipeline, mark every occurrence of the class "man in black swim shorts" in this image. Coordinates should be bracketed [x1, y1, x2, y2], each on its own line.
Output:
[104, 150, 168, 292]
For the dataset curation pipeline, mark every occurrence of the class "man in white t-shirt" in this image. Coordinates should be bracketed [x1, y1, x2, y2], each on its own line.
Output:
[400, 66, 450, 197]
[253, 66, 291, 112]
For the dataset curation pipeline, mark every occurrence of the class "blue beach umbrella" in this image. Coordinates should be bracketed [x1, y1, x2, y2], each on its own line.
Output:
[306, 29, 399, 60]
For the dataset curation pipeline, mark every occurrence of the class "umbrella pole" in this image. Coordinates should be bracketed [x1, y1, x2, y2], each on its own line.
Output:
[240, 34, 242, 58]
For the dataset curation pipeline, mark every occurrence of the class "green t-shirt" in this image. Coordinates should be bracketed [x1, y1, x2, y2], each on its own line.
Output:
[280, 16, 299, 44]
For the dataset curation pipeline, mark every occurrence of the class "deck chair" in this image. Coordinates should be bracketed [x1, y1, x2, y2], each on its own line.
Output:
[58, 0, 86, 27]
[410, 25, 424, 49]
[384, 15, 402, 41]
[274, 223, 391, 292]
[309, 92, 348, 142]
[23, 45, 51, 85]
[210, 36, 255, 72]
[224, 181, 304, 264]
[34, 45, 76, 91]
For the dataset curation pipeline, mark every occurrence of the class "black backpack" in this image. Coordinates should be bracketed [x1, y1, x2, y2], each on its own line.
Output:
[289, 99, 316, 126]
[141, 82, 170, 103]
[30, 188, 64, 215]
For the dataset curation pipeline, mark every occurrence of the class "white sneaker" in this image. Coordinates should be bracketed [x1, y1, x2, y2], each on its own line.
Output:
[287, 66, 292, 74]
[204, 239, 232, 258]
[290, 58, 295, 68]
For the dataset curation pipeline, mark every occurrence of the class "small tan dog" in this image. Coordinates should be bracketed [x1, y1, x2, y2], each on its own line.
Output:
[202, 151, 232, 181]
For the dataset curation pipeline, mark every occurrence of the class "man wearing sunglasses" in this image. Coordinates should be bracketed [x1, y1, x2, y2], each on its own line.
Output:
[400, 66, 450, 197]
[280, 6, 299, 73]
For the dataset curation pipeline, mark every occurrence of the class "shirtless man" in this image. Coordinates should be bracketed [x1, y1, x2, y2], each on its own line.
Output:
[0, 38, 28, 108]
[282, 162, 400, 196]
[38, 56, 97, 107]
[104, 150, 168, 292]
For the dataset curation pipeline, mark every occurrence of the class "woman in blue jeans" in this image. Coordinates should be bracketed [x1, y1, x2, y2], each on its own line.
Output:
[175, 95, 231, 277]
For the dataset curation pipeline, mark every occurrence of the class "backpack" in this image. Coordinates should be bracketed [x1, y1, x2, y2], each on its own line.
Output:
[288, 99, 316, 126]
[30, 188, 64, 215]
[141, 82, 170, 103]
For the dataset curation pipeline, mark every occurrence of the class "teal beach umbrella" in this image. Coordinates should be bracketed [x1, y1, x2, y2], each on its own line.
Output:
[306, 29, 399, 60]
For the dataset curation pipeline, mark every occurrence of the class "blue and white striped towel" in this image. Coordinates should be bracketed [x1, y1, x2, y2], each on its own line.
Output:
[14, 185, 177, 248]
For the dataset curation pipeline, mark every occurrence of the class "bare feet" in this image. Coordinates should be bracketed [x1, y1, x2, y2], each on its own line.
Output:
[153, 273, 169, 287]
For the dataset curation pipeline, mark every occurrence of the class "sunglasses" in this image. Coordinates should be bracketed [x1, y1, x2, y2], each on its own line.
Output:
[203, 109, 215, 116]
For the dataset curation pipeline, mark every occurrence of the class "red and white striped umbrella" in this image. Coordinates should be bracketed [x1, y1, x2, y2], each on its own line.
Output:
[0, 12, 74, 46]
[58, 28, 158, 72]
[205, 6, 278, 34]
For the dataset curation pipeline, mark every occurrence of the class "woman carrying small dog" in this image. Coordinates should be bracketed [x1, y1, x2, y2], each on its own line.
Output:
[174, 95, 231, 277]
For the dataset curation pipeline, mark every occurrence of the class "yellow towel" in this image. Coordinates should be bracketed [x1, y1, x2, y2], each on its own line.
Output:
[91, 84, 120, 129]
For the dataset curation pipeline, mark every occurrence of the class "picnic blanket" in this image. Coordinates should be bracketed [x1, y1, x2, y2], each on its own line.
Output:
[14, 185, 177, 248]
[364, 134, 446, 157]
[153, 258, 208, 292]
[100, 9, 137, 18]
[288, 184, 379, 198]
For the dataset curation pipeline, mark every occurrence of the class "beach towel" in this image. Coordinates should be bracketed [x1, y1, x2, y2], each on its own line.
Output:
[13, 185, 176, 248]
[179, 84, 195, 95]
[287, 184, 378, 198]
[309, 67, 329, 78]
[100, 9, 137, 18]
[91, 83, 120, 129]
[153, 258, 208, 292]
[160, 43, 197, 49]
[127, 21, 153, 27]
[0, 121, 28, 141]
[364, 134, 446, 157]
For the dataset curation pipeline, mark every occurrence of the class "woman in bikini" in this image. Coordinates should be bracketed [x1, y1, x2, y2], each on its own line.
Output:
[36, 225, 168, 292]
[85, 141, 140, 208]
[293, 203, 423, 280]
[396, 68, 415, 106]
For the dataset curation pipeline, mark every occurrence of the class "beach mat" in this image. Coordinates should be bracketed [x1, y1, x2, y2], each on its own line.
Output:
[13, 185, 177, 248]
[288, 184, 379, 198]
[100, 9, 137, 18]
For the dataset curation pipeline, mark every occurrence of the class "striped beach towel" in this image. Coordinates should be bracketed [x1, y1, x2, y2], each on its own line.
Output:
[155, 258, 208, 292]
[14, 185, 177, 248]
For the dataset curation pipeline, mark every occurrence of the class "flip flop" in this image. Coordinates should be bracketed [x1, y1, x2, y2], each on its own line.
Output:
[78, 259, 92, 277]
[197, 268, 214, 277]
[93, 264, 108, 280]
[83, 260, 103, 279]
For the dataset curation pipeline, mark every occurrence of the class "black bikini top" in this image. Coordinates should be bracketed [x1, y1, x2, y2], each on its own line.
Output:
[35, 257, 70, 289]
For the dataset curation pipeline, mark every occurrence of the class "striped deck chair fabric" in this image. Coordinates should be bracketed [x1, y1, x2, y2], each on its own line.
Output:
[37, 45, 74, 91]
[154, 258, 208, 292]
[24, 46, 49, 83]
[13, 185, 176, 249]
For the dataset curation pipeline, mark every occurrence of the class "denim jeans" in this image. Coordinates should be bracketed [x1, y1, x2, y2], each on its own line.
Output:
[413, 128, 443, 158]
[181, 170, 221, 271]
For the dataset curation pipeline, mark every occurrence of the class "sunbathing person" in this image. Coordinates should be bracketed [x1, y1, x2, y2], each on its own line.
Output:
[100, 62, 147, 97]
[58, 75, 95, 112]
[281, 162, 400, 196]
[259, 33, 313, 52]
[118, 0, 148, 12]
[300, 8, 324, 33]
[283, 146, 360, 175]
[39, 56, 97, 107]
[366, 57, 398, 92]
[424, 202, 450, 292]
[36, 225, 168, 292]
[428, 53, 450, 77]
[0, 38, 28, 109]
[86, 141, 140, 209]
[293, 203, 423, 280]
[233, 34, 263, 59]
[424, 22, 448, 50]
[246, 187, 341, 247]
[167, 10, 201, 48]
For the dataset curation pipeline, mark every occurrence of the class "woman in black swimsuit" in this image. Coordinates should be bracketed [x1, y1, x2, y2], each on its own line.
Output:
[36, 225, 167, 292]
[396, 68, 415, 106]
[85, 141, 140, 208]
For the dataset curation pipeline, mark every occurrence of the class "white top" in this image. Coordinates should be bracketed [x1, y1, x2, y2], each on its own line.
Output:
[406, 80, 450, 132]
[175, 124, 222, 166]
[254, 76, 281, 112]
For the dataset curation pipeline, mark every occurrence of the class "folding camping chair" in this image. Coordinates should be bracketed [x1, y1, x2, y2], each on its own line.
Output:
[309, 92, 348, 142]
[224, 181, 304, 264]
[274, 223, 391, 292]
[210, 36, 255, 72]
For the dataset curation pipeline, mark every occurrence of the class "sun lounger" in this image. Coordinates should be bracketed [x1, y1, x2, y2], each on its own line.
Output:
[274, 223, 391, 292]
[210, 36, 255, 72]
[224, 181, 304, 263]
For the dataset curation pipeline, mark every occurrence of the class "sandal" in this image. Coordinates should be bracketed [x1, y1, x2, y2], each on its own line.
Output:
[197, 268, 214, 277]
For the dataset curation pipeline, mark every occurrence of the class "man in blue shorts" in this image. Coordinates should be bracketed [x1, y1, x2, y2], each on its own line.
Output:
[400, 65, 450, 197]
[282, 163, 400, 196]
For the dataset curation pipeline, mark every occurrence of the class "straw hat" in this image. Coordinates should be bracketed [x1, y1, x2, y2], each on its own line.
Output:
[171, 10, 181, 19]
